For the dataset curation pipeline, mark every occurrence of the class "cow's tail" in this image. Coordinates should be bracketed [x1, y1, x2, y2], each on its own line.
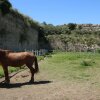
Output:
[34, 56, 39, 73]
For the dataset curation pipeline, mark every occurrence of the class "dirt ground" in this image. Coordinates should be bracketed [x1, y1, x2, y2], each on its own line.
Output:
[0, 66, 100, 100]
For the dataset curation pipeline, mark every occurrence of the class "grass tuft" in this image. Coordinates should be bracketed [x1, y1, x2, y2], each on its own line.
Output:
[80, 59, 95, 68]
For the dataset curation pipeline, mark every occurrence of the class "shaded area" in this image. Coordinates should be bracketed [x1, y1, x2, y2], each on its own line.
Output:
[0, 0, 12, 15]
[38, 27, 53, 50]
[0, 81, 52, 88]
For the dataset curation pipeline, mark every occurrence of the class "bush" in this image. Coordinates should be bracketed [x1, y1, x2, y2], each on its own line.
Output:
[81, 59, 95, 67]
[0, 0, 12, 15]
[96, 49, 100, 53]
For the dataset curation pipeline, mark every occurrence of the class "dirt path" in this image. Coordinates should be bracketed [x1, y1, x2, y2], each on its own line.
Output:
[0, 68, 100, 100]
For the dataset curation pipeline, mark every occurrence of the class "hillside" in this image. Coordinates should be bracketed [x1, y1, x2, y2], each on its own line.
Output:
[39, 23, 100, 52]
[0, 0, 40, 51]
[0, 0, 100, 52]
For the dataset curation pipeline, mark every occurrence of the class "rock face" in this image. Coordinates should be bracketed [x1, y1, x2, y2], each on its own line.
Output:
[0, 11, 38, 51]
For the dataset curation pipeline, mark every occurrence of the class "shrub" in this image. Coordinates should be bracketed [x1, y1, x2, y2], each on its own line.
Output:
[0, 0, 12, 15]
[81, 59, 95, 67]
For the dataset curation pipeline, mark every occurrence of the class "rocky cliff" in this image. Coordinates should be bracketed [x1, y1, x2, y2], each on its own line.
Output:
[0, 10, 39, 51]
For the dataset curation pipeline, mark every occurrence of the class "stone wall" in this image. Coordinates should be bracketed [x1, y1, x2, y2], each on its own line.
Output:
[0, 11, 38, 51]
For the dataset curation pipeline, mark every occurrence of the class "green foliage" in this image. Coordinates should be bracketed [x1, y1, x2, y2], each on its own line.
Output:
[41, 22, 100, 38]
[68, 23, 77, 30]
[81, 59, 95, 67]
[96, 49, 100, 53]
[45, 30, 100, 51]
[10, 9, 40, 30]
[78, 25, 82, 30]
[0, 0, 12, 15]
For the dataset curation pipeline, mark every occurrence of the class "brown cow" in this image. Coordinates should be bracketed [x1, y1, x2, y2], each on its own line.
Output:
[0, 49, 39, 83]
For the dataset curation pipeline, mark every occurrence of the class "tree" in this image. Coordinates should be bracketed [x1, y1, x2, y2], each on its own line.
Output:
[68, 23, 76, 30]
[0, 0, 12, 15]
[78, 25, 82, 30]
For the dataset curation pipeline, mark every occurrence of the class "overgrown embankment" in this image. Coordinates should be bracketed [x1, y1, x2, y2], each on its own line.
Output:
[39, 23, 100, 52]
[0, 0, 40, 50]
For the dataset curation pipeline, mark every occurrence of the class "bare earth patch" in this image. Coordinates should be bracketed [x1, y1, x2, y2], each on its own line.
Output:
[0, 60, 100, 100]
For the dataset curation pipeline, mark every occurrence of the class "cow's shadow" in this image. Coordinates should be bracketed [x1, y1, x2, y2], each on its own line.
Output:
[0, 80, 52, 88]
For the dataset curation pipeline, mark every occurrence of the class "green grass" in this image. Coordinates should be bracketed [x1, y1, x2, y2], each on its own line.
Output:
[0, 66, 19, 78]
[1, 52, 100, 86]
[39, 52, 100, 83]
[0, 67, 4, 78]
[37, 56, 44, 61]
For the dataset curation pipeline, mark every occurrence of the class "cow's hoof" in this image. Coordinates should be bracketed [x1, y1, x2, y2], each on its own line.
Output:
[4, 80, 10, 84]
[29, 80, 34, 84]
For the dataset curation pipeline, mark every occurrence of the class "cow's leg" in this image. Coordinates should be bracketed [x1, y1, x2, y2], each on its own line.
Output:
[26, 64, 35, 83]
[2, 66, 10, 83]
